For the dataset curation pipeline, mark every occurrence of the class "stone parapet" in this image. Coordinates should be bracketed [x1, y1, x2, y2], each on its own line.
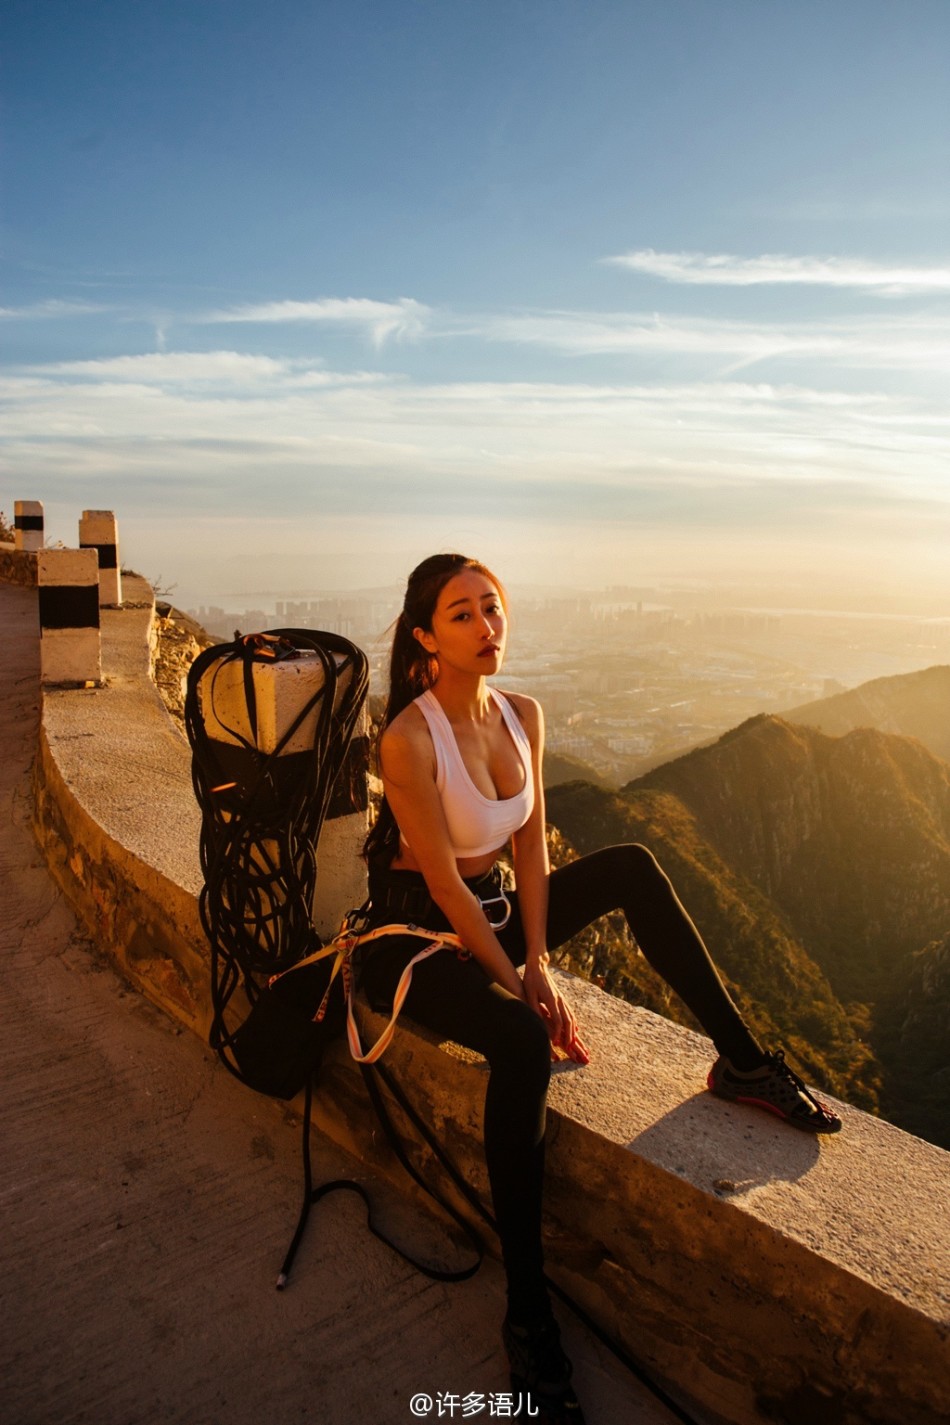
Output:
[31, 574, 950, 1425]
[33, 576, 210, 1028]
[319, 1002, 949, 1425]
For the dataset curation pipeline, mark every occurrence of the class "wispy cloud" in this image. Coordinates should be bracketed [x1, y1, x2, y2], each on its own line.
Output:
[35, 350, 395, 389]
[41, 351, 291, 383]
[606, 249, 950, 295]
[200, 296, 430, 347]
[5, 266, 950, 599]
[6, 347, 949, 596]
[0, 298, 109, 319]
[4, 356, 945, 493]
[474, 308, 950, 375]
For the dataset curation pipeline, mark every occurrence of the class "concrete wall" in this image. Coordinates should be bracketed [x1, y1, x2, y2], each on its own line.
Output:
[20, 563, 950, 1425]
[318, 1004, 950, 1425]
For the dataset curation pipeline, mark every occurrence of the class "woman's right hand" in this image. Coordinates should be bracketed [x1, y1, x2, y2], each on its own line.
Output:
[523, 960, 590, 1065]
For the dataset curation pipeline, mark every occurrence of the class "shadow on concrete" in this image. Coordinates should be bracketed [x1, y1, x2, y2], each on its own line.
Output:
[628, 1092, 821, 1195]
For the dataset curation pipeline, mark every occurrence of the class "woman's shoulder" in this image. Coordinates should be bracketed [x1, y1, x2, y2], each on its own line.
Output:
[380, 700, 436, 770]
[495, 689, 543, 739]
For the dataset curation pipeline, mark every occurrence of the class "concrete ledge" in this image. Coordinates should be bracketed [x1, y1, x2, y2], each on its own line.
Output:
[320, 1001, 949, 1425]
[0, 540, 38, 588]
[33, 576, 212, 1030]
[29, 576, 950, 1425]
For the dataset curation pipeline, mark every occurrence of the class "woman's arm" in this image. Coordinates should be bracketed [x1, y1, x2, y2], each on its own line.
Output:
[379, 712, 527, 1000]
[509, 695, 588, 1063]
[508, 694, 550, 967]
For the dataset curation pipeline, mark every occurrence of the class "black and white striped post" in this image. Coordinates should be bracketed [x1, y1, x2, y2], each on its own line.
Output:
[79, 509, 122, 606]
[37, 548, 102, 685]
[14, 500, 44, 552]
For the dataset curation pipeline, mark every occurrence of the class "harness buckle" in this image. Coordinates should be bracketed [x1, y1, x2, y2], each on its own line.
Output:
[342, 899, 373, 936]
[478, 889, 511, 930]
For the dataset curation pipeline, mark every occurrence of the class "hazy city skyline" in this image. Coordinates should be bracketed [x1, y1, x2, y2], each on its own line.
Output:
[3, 1, 949, 610]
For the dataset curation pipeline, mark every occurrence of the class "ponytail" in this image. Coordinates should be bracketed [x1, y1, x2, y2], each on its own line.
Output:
[363, 616, 437, 863]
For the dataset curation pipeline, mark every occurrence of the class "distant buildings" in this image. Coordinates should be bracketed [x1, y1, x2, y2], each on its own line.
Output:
[187, 587, 950, 787]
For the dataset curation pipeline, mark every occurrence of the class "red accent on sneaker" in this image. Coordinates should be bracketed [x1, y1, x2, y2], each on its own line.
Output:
[735, 1094, 790, 1120]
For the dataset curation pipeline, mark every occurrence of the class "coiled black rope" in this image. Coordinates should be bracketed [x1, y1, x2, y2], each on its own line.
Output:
[184, 627, 485, 1290]
[184, 627, 368, 1079]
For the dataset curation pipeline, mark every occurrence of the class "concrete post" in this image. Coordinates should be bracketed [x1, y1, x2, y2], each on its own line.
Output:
[79, 509, 122, 606]
[195, 647, 369, 934]
[37, 548, 102, 686]
[14, 500, 44, 552]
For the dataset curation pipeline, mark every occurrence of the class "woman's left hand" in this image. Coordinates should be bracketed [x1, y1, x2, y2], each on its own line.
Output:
[522, 960, 590, 1065]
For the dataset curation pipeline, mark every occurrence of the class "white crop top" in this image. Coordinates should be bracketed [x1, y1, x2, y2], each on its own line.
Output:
[408, 688, 534, 858]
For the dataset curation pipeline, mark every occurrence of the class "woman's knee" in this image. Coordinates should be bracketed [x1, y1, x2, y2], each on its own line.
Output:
[485, 999, 552, 1090]
[596, 841, 667, 887]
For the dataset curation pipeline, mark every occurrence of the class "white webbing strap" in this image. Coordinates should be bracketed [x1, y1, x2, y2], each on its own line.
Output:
[339, 922, 466, 1064]
[268, 937, 351, 1023]
[269, 917, 467, 1065]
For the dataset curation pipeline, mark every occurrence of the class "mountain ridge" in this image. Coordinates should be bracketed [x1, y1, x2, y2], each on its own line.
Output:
[629, 714, 950, 1002]
[546, 706, 950, 1145]
[787, 662, 950, 764]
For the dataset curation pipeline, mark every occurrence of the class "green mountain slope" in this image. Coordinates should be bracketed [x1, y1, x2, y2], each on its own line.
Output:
[542, 748, 611, 790]
[875, 932, 950, 1144]
[545, 780, 881, 1112]
[788, 663, 950, 764]
[546, 714, 950, 1145]
[630, 715, 950, 1004]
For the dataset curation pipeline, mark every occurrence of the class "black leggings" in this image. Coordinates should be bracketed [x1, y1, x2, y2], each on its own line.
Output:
[359, 844, 760, 1322]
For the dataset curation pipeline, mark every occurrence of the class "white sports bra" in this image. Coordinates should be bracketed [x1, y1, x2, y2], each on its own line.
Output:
[407, 688, 534, 859]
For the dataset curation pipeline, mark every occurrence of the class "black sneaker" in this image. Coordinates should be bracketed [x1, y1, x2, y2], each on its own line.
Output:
[502, 1314, 586, 1424]
[707, 1049, 842, 1134]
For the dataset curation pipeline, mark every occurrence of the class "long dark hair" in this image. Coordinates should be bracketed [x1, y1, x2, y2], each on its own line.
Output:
[363, 552, 508, 863]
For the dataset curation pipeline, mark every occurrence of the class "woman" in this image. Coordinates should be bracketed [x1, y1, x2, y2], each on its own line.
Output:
[359, 553, 840, 1423]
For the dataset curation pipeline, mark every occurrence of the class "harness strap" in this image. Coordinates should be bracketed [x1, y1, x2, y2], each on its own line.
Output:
[342, 924, 466, 1064]
[272, 916, 483, 1291]
[269, 915, 468, 1065]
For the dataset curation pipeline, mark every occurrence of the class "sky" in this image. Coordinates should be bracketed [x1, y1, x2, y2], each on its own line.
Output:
[2, 0, 949, 610]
